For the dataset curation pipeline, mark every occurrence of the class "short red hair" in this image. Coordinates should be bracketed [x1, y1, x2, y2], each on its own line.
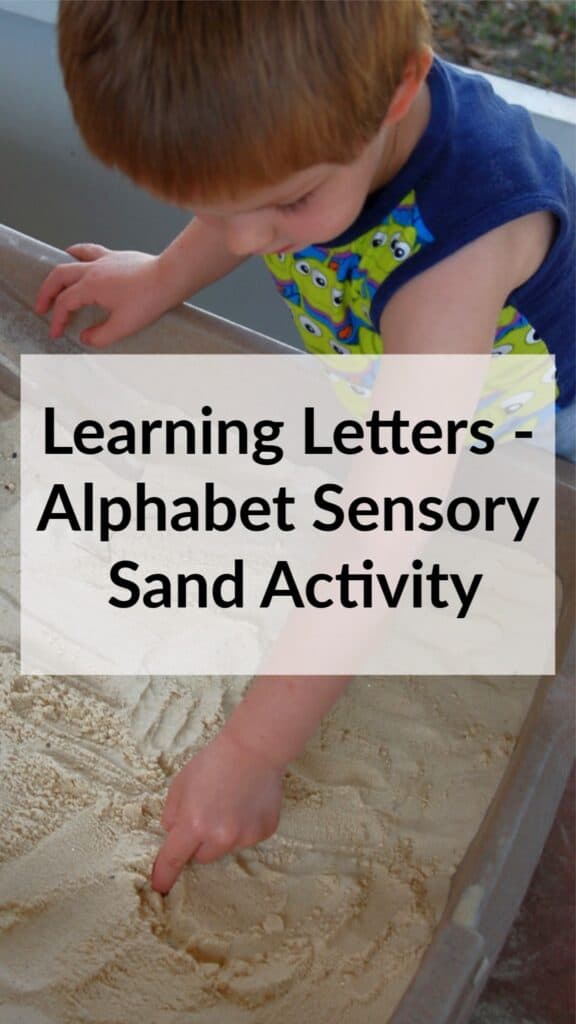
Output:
[59, 0, 431, 203]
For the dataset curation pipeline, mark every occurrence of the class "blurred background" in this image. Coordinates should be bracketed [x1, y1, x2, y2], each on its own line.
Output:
[430, 0, 575, 95]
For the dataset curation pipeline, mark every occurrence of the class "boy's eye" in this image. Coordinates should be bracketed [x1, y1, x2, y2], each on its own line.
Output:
[277, 191, 313, 214]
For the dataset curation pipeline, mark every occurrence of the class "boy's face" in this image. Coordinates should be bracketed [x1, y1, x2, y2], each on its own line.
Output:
[192, 123, 393, 256]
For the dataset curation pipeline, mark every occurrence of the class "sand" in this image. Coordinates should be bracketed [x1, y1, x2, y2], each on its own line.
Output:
[0, 649, 537, 1024]
[0, 399, 538, 1024]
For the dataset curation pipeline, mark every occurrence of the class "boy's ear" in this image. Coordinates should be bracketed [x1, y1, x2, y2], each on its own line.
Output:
[384, 46, 433, 126]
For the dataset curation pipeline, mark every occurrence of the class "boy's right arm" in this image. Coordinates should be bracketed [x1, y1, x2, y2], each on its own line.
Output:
[35, 218, 247, 347]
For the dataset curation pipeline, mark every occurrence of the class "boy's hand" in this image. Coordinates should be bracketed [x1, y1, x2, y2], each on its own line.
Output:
[151, 730, 284, 894]
[35, 244, 170, 347]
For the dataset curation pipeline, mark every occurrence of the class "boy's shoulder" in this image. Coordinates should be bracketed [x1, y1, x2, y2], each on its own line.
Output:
[398, 55, 569, 230]
[309, 55, 571, 266]
[351, 57, 573, 330]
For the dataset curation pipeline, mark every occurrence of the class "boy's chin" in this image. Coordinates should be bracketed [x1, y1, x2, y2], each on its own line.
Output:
[260, 245, 293, 256]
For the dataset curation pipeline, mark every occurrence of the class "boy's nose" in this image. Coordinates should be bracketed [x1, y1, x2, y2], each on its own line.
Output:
[225, 213, 274, 256]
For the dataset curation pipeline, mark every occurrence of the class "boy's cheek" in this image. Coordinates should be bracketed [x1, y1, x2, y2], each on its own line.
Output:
[311, 196, 364, 240]
[194, 213, 221, 228]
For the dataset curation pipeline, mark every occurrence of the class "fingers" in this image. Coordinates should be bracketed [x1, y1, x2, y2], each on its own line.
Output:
[151, 823, 201, 894]
[48, 281, 93, 340]
[192, 822, 274, 865]
[35, 244, 109, 322]
[80, 313, 126, 349]
[192, 821, 239, 864]
[160, 774, 184, 832]
[151, 811, 279, 891]
[35, 262, 87, 317]
[44, 285, 125, 348]
[193, 838, 235, 865]
[66, 243, 109, 262]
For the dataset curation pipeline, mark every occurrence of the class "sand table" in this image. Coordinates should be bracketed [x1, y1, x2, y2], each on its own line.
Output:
[0, 397, 540, 1022]
[0, 646, 536, 1024]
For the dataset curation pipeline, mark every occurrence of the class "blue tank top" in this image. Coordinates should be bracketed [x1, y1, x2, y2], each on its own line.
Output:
[264, 57, 575, 413]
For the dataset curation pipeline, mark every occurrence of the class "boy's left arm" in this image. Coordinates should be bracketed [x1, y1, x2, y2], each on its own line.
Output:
[377, 211, 551, 356]
[152, 214, 546, 894]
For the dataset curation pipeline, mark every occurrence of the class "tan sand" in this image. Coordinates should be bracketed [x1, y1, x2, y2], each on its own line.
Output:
[0, 647, 536, 1024]
[0, 402, 538, 1023]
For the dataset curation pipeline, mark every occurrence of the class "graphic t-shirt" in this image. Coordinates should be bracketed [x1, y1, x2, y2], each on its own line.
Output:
[263, 57, 575, 430]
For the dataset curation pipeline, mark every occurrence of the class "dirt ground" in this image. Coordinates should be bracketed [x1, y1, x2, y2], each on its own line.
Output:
[428, 0, 575, 96]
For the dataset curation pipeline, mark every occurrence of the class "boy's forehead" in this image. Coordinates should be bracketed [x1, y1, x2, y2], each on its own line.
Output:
[191, 165, 331, 215]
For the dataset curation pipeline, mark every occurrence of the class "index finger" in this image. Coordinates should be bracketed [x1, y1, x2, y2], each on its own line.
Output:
[35, 263, 84, 315]
[151, 823, 200, 894]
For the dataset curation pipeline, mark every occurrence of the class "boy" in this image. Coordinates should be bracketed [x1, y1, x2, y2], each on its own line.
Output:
[35, 1, 575, 894]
